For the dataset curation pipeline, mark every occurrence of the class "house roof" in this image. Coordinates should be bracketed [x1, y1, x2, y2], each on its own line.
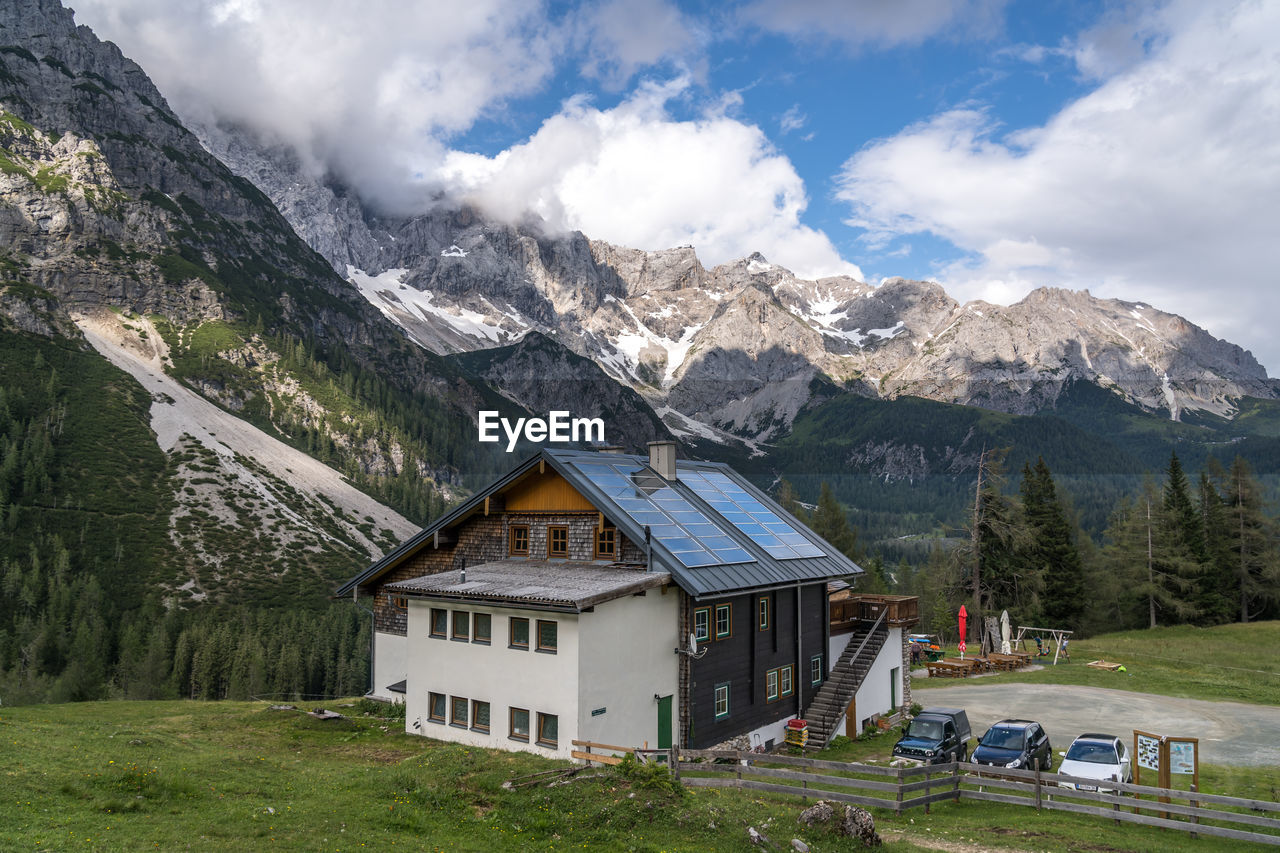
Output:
[386, 560, 671, 612]
[337, 447, 862, 600]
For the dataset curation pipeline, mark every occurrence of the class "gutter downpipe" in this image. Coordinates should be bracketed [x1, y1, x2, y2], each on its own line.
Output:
[645, 525, 652, 572]
[796, 581, 803, 720]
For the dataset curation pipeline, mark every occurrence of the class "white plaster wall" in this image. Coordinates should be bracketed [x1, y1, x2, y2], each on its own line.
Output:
[838, 627, 904, 737]
[576, 587, 679, 750]
[404, 600, 580, 760]
[828, 630, 852, 663]
[744, 716, 794, 752]
[371, 630, 407, 702]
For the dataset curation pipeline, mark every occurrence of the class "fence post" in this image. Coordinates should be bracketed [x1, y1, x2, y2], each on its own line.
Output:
[1035, 766, 1042, 812]
[802, 779, 809, 803]
[670, 747, 679, 782]
[925, 767, 931, 815]
[895, 768, 903, 816]
[953, 762, 961, 803]
[736, 752, 744, 783]
[1189, 783, 1198, 840]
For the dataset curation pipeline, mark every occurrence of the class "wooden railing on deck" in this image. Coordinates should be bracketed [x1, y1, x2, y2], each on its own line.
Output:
[829, 594, 919, 631]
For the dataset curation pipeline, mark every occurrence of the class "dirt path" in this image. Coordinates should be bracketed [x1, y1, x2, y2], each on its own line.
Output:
[914, 682, 1280, 766]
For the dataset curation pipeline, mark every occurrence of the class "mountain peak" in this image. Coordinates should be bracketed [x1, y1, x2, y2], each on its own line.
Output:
[188, 118, 1278, 440]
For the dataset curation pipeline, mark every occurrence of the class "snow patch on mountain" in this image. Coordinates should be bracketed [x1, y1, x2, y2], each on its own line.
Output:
[869, 321, 905, 340]
[348, 265, 529, 348]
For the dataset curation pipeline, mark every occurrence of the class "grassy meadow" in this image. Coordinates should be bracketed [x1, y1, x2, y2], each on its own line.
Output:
[2, 698, 1278, 852]
[918, 621, 1280, 706]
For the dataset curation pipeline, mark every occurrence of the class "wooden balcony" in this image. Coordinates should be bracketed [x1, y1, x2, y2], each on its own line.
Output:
[829, 593, 920, 633]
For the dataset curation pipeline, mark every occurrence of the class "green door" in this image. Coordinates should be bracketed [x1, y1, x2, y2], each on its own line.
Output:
[657, 695, 673, 749]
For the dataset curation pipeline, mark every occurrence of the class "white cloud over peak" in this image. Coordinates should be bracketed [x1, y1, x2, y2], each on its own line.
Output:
[740, 0, 1009, 48]
[72, 0, 560, 209]
[836, 0, 1280, 371]
[440, 80, 861, 281]
[573, 0, 705, 89]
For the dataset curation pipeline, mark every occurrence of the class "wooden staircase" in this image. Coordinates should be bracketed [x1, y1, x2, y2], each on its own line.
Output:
[801, 612, 889, 750]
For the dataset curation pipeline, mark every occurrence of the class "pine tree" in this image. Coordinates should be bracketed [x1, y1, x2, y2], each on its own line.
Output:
[1164, 452, 1206, 563]
[775, 478, 805, 522]
[1196, 462, 1235, 625]
[810, 482, 861, 561]
[957, 448, 1032, 635]
[1020, 458, 1085, 631]
[1104, 479, 1199, 628]
[855, 554, 890, 593]
[1224, 456, 1280, 622]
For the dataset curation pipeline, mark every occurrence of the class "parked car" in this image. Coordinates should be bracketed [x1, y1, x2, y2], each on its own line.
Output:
[1057, 733, 1132, 793]
[892, 707, 971, 764]
[972, 719, 1053, 770]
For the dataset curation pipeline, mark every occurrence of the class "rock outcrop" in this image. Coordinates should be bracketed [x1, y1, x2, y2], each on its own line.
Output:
[187, 65, 1277, 444]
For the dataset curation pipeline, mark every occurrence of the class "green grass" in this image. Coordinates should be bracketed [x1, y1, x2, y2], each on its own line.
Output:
[0, 146, 29, 177]
[0, 109, 38, 136]
[32, 165, 68, 194]
[184, 320, 246, 358]
[1, 700, 1275, 852]
[920, 621, 1280, 705]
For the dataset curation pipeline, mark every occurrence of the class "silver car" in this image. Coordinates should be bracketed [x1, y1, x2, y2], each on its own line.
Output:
[1057, 733, 1132, 793]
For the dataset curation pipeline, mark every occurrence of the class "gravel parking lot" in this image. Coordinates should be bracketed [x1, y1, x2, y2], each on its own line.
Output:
[913, 682, 1280, 767]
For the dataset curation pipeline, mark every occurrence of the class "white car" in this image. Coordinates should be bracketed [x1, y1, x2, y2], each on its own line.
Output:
[1057, 733, 1132, 793]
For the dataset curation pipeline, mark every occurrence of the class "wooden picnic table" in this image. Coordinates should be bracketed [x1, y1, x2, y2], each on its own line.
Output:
[985, 653, 1024, 671]
[925, 660, 969, 678]
[941, 657, 984, 675]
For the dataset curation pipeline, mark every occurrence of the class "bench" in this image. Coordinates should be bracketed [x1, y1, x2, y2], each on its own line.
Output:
[926, 660, 969, 678]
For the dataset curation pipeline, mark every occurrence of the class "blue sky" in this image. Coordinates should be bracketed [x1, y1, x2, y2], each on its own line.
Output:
[74, 0, 1280, 373]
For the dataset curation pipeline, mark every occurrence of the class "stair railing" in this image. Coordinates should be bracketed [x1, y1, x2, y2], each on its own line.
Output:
[805, 609, 887, 748]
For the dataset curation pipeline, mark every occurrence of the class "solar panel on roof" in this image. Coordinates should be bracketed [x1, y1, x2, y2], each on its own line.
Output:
[567, 459, 755, 568]
[678, 469, 827, 560]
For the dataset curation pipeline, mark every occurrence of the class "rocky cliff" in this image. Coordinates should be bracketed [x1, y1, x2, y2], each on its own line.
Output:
[0, 0, 527, 605]
[192, 121, 1277, 443]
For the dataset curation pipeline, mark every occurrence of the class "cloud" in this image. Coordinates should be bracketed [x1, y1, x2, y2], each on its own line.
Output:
[779, 104, 807, 135]
[740, 0, 1009, 49]
[440, 79, 861, 281]
[71, 0, 561, 210]
[835, 0, 1280, 372]
[573, 0, 705, 89]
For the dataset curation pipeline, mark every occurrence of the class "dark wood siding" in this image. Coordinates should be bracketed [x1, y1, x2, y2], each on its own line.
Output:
[686, 583, 828, 748]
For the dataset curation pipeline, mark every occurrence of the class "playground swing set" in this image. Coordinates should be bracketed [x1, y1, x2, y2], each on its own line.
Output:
[1010, 625, 1073, 665]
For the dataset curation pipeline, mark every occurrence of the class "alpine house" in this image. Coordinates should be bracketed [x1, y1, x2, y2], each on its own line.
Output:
[337, 442, 906, 757]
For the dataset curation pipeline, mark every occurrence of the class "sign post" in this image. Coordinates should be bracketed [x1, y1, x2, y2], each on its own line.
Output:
[1134, 730, 1198, 821]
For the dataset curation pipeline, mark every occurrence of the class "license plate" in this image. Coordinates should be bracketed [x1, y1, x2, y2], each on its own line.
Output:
[1078, 784, 1097, 792]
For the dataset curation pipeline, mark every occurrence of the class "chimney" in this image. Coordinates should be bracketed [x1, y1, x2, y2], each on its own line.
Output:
[648, 440, 678, 481]
[598, 445, 625, 454]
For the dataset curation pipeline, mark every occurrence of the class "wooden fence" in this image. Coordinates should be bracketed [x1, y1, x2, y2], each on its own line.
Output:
[673, 750, 1280, 846]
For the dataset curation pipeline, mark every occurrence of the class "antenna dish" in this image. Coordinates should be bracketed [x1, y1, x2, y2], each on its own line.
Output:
[689, 632, 698, 656]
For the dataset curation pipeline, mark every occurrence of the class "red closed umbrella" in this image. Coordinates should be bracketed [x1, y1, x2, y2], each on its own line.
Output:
[958, 605, 968, 658]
